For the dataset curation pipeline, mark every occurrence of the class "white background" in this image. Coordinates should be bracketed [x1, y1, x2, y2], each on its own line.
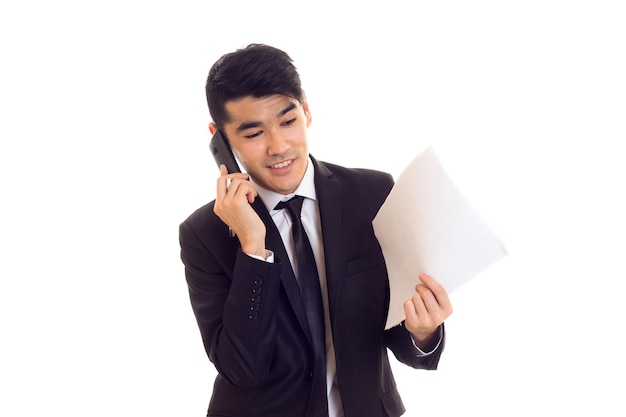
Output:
[1, 1, 625, 416]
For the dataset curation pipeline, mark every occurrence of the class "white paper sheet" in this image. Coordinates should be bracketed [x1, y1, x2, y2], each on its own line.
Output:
[373, 145, 508, 329]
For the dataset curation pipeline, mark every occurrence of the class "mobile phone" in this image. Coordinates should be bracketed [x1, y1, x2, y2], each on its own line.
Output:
[210, 130, 241, 173]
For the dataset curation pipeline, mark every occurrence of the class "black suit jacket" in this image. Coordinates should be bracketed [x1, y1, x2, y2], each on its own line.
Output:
[179, 156, 445, 417]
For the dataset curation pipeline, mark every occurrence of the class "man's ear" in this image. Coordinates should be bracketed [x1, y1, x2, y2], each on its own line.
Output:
[302, 93, 312, 127]
[208, 122, 217, 135]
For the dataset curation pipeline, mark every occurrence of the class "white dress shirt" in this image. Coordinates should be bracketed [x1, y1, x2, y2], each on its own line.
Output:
[252, 158, 344, 416]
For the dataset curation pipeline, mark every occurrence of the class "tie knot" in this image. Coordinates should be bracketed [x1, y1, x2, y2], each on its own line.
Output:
[275, 195, 305, 217]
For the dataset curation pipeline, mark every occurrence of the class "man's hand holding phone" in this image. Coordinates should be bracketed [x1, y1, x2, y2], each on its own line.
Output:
[214, 164, 267, 258]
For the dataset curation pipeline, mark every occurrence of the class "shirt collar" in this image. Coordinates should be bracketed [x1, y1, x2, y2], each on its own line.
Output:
[254, 156, 317, 212]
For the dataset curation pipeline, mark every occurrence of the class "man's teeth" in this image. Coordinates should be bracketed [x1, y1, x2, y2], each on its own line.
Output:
[272, 160, 292, 169]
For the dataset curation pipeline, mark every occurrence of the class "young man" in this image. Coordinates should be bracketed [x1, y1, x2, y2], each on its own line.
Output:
[179, 44, 452, 417]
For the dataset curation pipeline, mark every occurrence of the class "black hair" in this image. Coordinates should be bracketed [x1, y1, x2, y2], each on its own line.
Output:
[206, 44, 304, 129]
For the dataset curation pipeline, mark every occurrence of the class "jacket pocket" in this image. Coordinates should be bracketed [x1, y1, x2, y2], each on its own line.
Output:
[346, 253, 386, 276]
[380, 388, 405, 417]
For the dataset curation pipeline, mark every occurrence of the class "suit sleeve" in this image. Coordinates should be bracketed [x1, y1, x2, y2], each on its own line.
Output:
[179, 219, 284, 389]
[384, 322, 446, 370]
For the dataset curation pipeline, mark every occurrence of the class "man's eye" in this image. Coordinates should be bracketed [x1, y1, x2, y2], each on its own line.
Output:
[282, 118, 296, 126]
[244, 131, 262, 139]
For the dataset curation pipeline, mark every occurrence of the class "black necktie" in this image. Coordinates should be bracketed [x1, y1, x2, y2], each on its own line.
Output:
[275, 196, 328, 416]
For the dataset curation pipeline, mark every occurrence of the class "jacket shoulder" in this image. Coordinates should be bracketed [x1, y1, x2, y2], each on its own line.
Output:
[315, 159, 394, 199]
[180, 200, 220, 234]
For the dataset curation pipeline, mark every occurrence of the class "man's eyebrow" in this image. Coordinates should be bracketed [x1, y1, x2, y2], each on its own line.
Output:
[236, 121, 262, 132]
[235, 102, 298, 132]
[278, 102, 297, 117]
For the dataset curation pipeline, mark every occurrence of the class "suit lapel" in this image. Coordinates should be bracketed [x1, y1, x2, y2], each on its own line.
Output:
[311, 157, 343, 327]
[252, 197, 312, 343]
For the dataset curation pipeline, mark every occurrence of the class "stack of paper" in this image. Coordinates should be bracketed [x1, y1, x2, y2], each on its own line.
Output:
[373, 145, 508, 329]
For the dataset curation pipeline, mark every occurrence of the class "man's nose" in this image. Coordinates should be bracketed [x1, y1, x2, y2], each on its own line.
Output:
[266, 128, 288, 155]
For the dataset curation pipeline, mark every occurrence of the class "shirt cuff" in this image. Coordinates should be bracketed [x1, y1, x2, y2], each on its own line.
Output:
[410, 325, 443, 357]
[246, 250, 275, 263]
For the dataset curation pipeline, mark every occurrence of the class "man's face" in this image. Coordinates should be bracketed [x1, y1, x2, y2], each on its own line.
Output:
[219, 94, 312, 195]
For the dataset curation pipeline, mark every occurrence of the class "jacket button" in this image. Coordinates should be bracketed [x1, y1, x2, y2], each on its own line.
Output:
[248, 312, 258, 320]
[305, 371, 313, 381]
